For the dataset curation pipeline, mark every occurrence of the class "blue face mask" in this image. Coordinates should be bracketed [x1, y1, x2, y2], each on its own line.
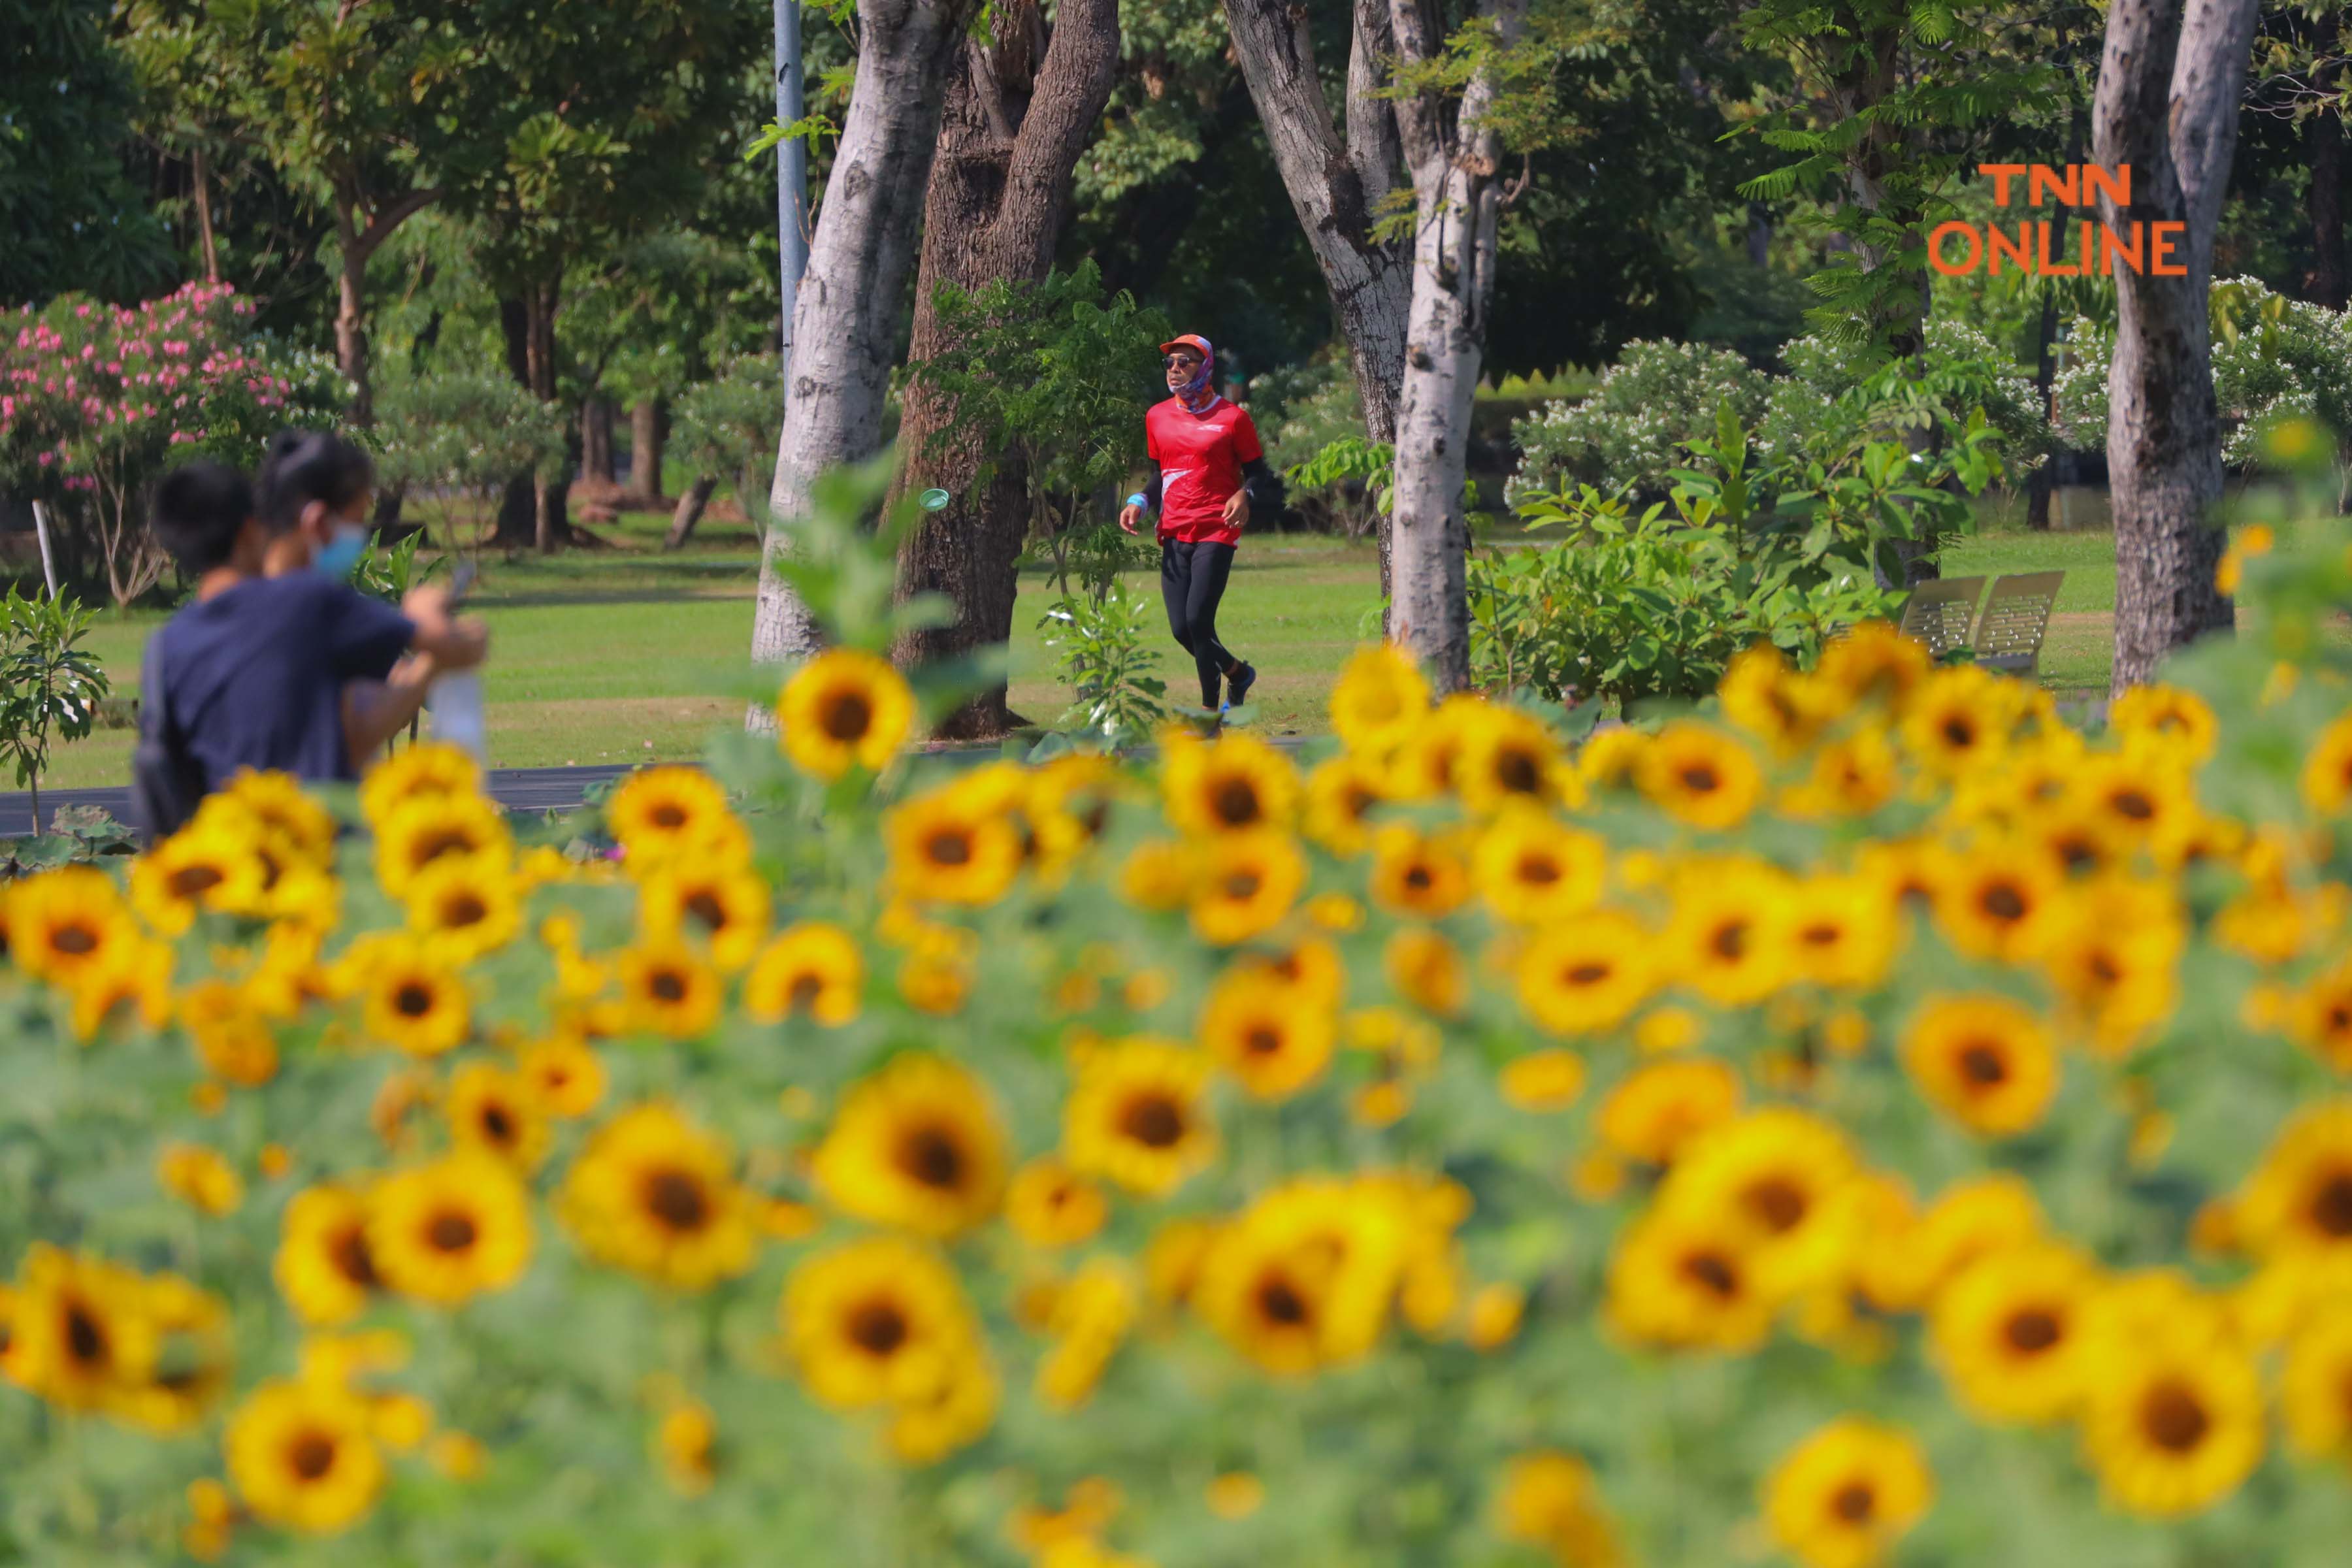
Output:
[314, 522, 368, 582]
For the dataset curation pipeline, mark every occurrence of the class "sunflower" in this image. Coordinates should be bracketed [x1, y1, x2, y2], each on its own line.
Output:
[1902, 994, 2059, 1137]
[1603, 1204, 1777, 1352]
[114, 1271, 233, 1435]
[1498, 1047, 1586, 1112]
[1575, 725, 1650, 792]
[1329, 642, 1431, 757]
[444, 1062, 550, 1171]
[781, 1235, 981, 1408]
[1385, 926, 1467, 1017]
[1497, 1450, 1625, 1567]
[639, 862, 773, 973]
[1454, 703, 1574, 814]
[1517, 909, 1652, 1036]
[214, 766, 338, 862]
[1595, 1057, 1742, 1166]
[1369, 823, 1472, 919]
[1188, 827, 1307, 945]
[616, 935, 723, 1039]
[604, 765, 742, 868]
[7, 866, 139, 990]
[352, 936, 470, 1056]
[1062, 1037, 1218, 1196]
[1193, 1179, 1405, 1374]
[1761, 1416, 1933, 1568]
[366, 1153, 534, 1305]
[1302, 754, 1389, 856]
[67, 936, 174, 1041]
[2281, 1309, 2352, 1457]
[128, 819, 266, 934]
[813, 1053, 1007, 1237]
[1899, 664, 2019, 777]
[1720, 642, 1836, 756]
[743, 921, 864, 1025]
[402, 854, 520, 966]
[180, 979, 280, 1086]
[777, 648, 915, 779]
[1932, 841, 2068, 962]
[225, 1378, 385, 1534]
[1636, 721, 1762, 830]
[2080, 1337, 2264, 1517]
[1929, 1243, 2100, 1422]
[8, 1245, 157, 1411]
[1160, 730, 1299, 836]
[2289, 963, 2352, 1073]
[275, 1184, 383, 1327]
[887, 1353, 999, 1463]
[2302, 712, 2352, 815]
[1863, 1173, 2046, 1311]
[1236, 934, 1347, 1007]
[1666, 860, 1794, 1007]
[359, 740, 483, 826]
[1654, 1109, 1859, 1297]
[1473, 810, 1605, 926]
[2233, 1101, 2352, 1259]
[1814, 620, 1929, 709]
[1198, 966, 1336, 1101]
[561, 1102, 759, 1290]
[1780, 728, 1901, 820]
[372, 791, 512, 899]
[1786, 875, 1899, 990]
[520, 1034, 607, 1118]
[157, 1143, 243, 1216]
[1007, 1158, 1109, 1249]
[1117, 839, 1195, 910]
[885, 784, 1023, 907]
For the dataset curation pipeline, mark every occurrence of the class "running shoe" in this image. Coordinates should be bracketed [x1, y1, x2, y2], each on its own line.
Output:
[1225, 662, 1257, 708]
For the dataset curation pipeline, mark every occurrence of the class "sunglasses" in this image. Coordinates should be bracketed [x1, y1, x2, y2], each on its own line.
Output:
[1162, 354, 1202, 370]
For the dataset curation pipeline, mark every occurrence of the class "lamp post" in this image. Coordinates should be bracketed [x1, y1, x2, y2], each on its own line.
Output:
[775, 0, 809, 375]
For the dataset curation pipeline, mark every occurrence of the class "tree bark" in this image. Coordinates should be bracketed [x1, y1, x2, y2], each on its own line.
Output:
[193, 145, 220, 282]
[327, 182, 438, 429]
[581, 397, 617, 488]
[2312, 92, 2347, 309]
[491, 283, 575, 551]
[2094, 0, 2261, 694]
[629, 399, 666, 504]
[1385, 0, 1526, 693]
[1224, 0, 1414, 604]
[891, 0, 1120, 738]
[748, 0, 981, 699]
[666, 476, 720, 549]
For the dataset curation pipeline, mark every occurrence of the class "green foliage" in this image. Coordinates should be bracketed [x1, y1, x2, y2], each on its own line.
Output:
[372, 370, 567, 538]
[1507, 340, 1774, 505]
[668, 353, 783, 519]
[1757, 318, 2048, 474]
[0, 589, 110, 828]
[1036, 580, 1169, 747]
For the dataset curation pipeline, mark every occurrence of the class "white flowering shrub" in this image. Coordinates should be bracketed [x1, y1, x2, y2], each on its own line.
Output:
[1506, 341, 1772, 506]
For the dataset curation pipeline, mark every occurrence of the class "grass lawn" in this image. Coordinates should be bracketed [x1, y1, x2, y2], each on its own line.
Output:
[34, 491, 2239, 794]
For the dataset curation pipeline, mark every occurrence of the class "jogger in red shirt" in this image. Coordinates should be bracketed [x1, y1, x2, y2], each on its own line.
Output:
[1119, 333, 1279, 711]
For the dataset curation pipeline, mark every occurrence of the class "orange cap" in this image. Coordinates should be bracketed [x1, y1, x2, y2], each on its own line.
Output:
[1158, 333, 1213, 361]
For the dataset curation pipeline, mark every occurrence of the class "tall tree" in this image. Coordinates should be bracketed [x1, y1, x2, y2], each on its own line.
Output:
[2094, 0, 2264, 693]
[891, 0, 1122, 736]
[750, 0, 981, 677]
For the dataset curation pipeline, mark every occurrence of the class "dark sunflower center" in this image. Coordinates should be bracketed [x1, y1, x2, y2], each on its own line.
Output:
[1800, 921, 1840, 948]
[1404, 864, 1434, 891]
[1343, 785, 1376, 821]
[650, 970, 688, 1003]
[288, 1430, 338, 1482]
[899, 1126, 966, 1190]
[788, 973, 825, 1011]
[413, 829, 476, 865]
[1519, 853, 1560, 886]
[1942, 716, 1976, 747]
[52, 923, 98, 956]
[1495, 749, 1541, 793]
[821, 690, 874, 742]
[686, 891, 727, 930]
[1678, 764, 1720, 794]
[481, 1103, 516, 1144]
[1222, 870, 1262, 900]
[926, 829, 972, 867]
[1565, 961, 1611, 986]
[2309, 1171, 2352, 1237]
[1257, 1277, 1309, 1326]
[2111, 790, 2155, 821]
[650, 804, 689, 829]
[2140, 1381, 2211, 1452]
[1830, 1481, 1876, 1524]
[2004, 1307, 2061, 1353]
[1680, 1250, 1739, 1299]
[442, 892, 487, 928]
[849, 1301, 907, 1355]
[2089, 951, 2122, 985]
[1211, 777, 1262, 826]
[169, 864, 225, 898]
[1120, 1093, 1186, 1149]
[1243, 1024, 1283, 1056]
[394, 983, 434, 1018]
[1959, 1044, 2008, 1086]
[427, 1211, 478, 1252]
[1709, 921, 1747, 961]
[1744, 1177, 1807, 1233]
[1979, 883, 2027, 922]
[64, 1303, 106, 1365]
[645, 1169, 710, 1231]
[329, 1226, 380, 1288]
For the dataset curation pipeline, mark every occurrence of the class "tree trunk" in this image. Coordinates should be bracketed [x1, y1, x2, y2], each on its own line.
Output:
[2095, 0, 2261, 694]
[891, 0, 1120, 738]
[2027, 106, 2087, 533]
[1384, 0, 1525, 693]
[2312, 91, 2347, 309]
[1224, 0, 1414, 608]
[193, 146, 220, 283]
[749, 0, 979, 698]
[581, 397, 617, 487]
[334, 213, 373, 430]
[1746, 199, 1771, 268]
[491, 284, 574, 551]
[629, 399, 666, 503]
[666, 476, 720, 549]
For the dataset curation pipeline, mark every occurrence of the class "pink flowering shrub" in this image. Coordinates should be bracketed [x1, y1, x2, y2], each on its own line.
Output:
[0, 284, 349, 604]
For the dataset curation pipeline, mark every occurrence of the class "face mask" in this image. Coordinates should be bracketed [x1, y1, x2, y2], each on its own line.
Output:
[314, 521, 368, 582]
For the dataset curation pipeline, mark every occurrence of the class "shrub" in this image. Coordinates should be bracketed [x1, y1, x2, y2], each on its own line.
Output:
[668, 352, 784, 531]
[5, 446, 2352, 1565]
[1255, 352, 1384, 536]
[1506, 339, 1772, 506]
[372, 371, 568, 544]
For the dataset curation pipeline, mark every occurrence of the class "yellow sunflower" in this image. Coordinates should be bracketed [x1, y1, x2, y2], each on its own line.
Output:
[128, 818, 266, 934]
[1899, 663, 2019, 777]
[1497, 1450, 1625, 1567]
[372, 791, 512, 899]
[604, 765, 743, 868]
[274, 1184, 383, 1327]
[1160, 730, 1299, 836]
[777, 647, 915, 779]
[1369, 823, 1473, 920]
[402, 853, 521, 965]
[1654, 1109, 1860, 1297]
[1636, 721, 1763, 831]
[359, 740, 483, 827]
[214, 768, 338, 865]
[446, 1062, 550, 1172]
[1814, 619, 1929, 709]
[2281, 1309, 2352, 1457]
[1902, 994, 2059, 1137]
[113, 1270, 233, 1436]
[1385, 926, 1467, 1017]
[7, 866, 139, 990]
[1006, 1158, 1108, 1249]
[1384, 693, 1482, 799]
[1235, 934, 1347, 1007]
[1454, 703, 1575, 814]
[8, 1245, 157, 1411]
[351, 935, 470, 1056]
[366, 1153, 534, 1305]
[1932, 841, 2070, 962]
[2233, 1101, 2352, 1259]
[225, 1378, 385, 1534]
[1516, 909, 1652, 1036]
[1720, 642, 1838, 756]
[1603, 1204, 1777, 1352]
[1301, 753, 1389, 856]
[561, 1102, 759, 1290]
[1595, 1057, 1742, 1166]
[1498, 1047, 1587, 1112]
[1863, 1173, 2046, 1312]
[1784, 874, 1899, 990]
[1761, 1416, 1933, 1568]
[66, 935, 174, 1041]
[1117, 838, 1194, 910]
[1665, 860, 1795, 1007]
[1188, 827, 1307, 945]
[1193, 1178, 1405, 1375]
[742, 921, 864, 1025]
[1063, 1036, 1218, 1196]
[1929, 1243, 2100, 1422]
[813, 1053, 1008, 1237]
[2080, 1338, 2264, 1518]
[616, 935, 723, 1039]
[885, 783, 1023, 907]
[1780, 728, 1901, 819]
[2289, 962, 2352, 1073]
[1198, 966, 1337, 1101]
[1328, 642, 1430, 757]
[180, 979, 280, 1086]
[2301, 711, 2352, 815]
[780, 1235, 981, 1409]
[519, 1034, 607, 1118]
[639, 862, 773, 973]
[1474, 809, 1606, 926]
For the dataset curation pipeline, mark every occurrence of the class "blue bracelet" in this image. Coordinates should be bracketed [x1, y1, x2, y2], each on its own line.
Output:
[1126, 492, 1148, 510]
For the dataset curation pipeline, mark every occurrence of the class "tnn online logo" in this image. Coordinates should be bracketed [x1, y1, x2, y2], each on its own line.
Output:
[1929, 165, 2187, 278]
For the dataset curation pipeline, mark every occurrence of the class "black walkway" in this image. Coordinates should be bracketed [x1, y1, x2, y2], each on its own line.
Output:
[0, 764, 639, 839]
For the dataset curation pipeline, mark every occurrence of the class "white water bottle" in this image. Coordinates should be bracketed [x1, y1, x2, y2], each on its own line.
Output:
[427, 668, 487, 763]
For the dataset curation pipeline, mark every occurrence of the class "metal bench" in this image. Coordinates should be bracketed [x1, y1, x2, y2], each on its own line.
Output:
[1895, 575, 1987, 659]
[1972, 570, 2065, 675]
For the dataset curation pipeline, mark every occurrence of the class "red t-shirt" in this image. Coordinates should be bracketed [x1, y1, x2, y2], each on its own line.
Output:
[1145, 397, 1262, 546]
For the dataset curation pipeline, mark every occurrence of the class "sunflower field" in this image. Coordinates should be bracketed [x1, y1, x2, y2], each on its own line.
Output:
[5, 453, 2352, 1568]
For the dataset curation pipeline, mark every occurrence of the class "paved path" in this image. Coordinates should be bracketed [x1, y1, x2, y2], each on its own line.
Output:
[0, 764, 639, 839]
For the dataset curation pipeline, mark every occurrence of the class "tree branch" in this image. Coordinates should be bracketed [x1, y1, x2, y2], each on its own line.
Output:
[351, 186, 444, 265]
[997, 0, 1120, 276]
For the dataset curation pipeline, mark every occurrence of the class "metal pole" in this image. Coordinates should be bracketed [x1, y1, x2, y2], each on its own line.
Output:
[776, 0, 809, 378]
[29, 500, 59, 598]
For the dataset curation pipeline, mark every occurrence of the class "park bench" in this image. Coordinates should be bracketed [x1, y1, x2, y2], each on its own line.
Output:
[1891, 570, 2065, 676]
[1894, 574, 1987, 659]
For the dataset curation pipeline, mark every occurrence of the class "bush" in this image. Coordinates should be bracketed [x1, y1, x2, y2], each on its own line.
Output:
[372, 371, 568, 543]
[1506, 339, 1772, 506]
[6, 447, 2352, 1565]
[1254, 352, 1384, 536]
[668, 352, 783, 527]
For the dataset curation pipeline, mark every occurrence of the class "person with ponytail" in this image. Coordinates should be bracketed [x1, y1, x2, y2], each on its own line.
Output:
[1119, 334, 1282, 713]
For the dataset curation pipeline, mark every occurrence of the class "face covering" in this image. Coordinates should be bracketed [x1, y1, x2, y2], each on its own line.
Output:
[314, 520, 369, 581]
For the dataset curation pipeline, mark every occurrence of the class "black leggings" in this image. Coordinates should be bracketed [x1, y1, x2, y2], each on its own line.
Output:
[1160, 539, 1240, 707]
